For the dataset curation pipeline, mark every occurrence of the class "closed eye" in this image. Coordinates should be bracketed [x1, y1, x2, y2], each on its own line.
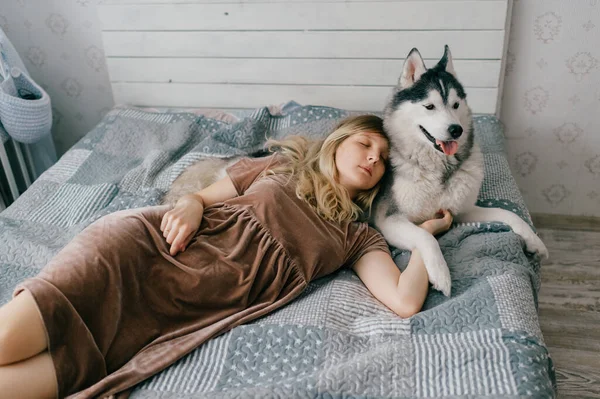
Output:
[424, 104, 435, 110]
[357, 136, 388, 161]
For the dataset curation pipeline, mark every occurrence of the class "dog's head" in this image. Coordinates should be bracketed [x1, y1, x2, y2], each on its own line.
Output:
[383, 45, 473, 157]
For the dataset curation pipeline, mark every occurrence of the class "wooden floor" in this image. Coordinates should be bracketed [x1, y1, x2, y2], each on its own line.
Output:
[537, 227, 600, 398]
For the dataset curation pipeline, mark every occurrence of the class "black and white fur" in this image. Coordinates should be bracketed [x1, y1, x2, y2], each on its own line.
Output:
[372, 46, 549, 296]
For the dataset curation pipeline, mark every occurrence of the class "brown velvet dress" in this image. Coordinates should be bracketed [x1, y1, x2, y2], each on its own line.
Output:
[13, 154, 390, 399]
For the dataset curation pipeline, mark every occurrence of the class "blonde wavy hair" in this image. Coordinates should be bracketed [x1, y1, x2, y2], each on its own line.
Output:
[265, 114, 387, 224]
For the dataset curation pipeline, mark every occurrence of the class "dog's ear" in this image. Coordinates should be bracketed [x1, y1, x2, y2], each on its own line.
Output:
[437, 45, 457, 78]
[399, 48, 427, 88]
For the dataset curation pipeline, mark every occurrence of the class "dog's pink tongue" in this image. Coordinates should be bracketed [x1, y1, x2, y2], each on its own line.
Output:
[436, 140, 458, 155]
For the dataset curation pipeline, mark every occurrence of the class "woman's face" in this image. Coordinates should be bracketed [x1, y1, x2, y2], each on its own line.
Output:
[334, 131, 389, 199]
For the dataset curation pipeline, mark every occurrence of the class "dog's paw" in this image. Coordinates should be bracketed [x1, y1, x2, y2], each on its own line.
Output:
[423, 252, 452, 297]
[523, 232, 549, 260]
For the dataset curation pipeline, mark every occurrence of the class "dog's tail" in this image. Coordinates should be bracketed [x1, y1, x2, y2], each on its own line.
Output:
[162, 158, 234, 206]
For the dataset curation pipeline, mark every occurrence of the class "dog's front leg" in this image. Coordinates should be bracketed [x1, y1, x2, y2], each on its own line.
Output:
[456, 206, 549, 259]
[377, 215, 452, 296]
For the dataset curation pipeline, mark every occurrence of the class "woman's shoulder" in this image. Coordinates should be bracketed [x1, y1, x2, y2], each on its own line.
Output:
[245, 152, 289, 168]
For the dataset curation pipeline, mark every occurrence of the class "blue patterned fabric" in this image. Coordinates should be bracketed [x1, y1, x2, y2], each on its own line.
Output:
[0, 102, 556, 398]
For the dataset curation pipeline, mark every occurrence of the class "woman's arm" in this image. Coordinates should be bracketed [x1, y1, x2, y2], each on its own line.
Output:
[351, 249, 429, 318]
[351, 209, 454, 318]
[187, 174, 238, 208]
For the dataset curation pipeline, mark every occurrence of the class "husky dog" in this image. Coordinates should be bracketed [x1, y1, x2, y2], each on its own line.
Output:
[372, 45, 548, 296]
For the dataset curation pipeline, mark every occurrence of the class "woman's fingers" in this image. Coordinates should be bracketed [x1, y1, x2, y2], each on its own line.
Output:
[169, 231, 185, 256]
[162, 213, 174, 236]
[168, 226, 195, 256]
[161, 209, 176, 232]
[164, 213, 184, 240]
[160, 212, 168, 232]
[179, 231, 196, 254]
[166, 224, 179, 244]
[171, 231, 193, 255]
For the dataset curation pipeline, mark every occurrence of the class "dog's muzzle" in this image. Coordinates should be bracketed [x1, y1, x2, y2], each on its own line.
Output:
[419, 125, 458, 156]
[420, 125, 443, 152]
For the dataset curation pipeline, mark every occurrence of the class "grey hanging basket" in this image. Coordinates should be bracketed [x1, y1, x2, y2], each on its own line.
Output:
[0, 28, 52, 144]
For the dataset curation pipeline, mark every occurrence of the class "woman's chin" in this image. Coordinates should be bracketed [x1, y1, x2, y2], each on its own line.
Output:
[356, 172, 375, 186]
[340, 174, 374, 197]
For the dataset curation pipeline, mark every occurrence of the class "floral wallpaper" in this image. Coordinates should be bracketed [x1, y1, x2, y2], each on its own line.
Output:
[1, 0, 599, 217]
[0, 0, 114, 157]
[502, 0, 600, 217]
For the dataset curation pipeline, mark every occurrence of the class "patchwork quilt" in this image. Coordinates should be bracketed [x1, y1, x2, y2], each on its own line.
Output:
[0, 101, 556, 398]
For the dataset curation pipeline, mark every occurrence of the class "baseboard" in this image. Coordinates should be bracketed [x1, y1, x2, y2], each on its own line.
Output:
[531, 213, 600, 232]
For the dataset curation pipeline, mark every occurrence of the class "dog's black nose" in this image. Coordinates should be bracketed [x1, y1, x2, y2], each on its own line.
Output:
[448, 124, 463, 139]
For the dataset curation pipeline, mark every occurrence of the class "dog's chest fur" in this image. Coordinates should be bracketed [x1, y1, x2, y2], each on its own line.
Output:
[387, 145, 484, 224]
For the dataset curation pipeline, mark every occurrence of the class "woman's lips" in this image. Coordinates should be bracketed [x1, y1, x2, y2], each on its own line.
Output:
[359, 166, 372, 176]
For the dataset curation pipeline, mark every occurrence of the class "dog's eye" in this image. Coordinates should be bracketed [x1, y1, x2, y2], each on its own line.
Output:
[453, 102, 460, 109]
[424, 104, 435, 110]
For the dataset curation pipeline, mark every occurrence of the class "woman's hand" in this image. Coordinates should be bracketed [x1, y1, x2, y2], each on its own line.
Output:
[160, 194, 205, 256]
[418, 209, 453, 236]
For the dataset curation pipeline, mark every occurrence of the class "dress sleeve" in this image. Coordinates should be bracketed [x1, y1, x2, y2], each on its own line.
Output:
[225, 154, 282, 195]
[343, 222, 391, 269]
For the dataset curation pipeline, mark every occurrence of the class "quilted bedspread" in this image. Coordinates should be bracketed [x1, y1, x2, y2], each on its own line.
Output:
[0, 101, 556, 398]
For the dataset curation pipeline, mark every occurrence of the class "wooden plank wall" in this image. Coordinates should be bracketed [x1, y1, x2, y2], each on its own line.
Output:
[98, 0, 511, 114]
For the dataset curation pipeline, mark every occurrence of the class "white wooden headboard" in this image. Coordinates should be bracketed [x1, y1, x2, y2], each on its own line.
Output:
[98, 0, 512, 116]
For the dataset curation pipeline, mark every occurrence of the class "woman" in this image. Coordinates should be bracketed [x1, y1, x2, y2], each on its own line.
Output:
[0, 115, 452, 399]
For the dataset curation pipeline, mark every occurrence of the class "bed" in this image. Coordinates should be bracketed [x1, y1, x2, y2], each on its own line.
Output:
[0, 102, 557, 397]
[0, 0, 557, 397]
